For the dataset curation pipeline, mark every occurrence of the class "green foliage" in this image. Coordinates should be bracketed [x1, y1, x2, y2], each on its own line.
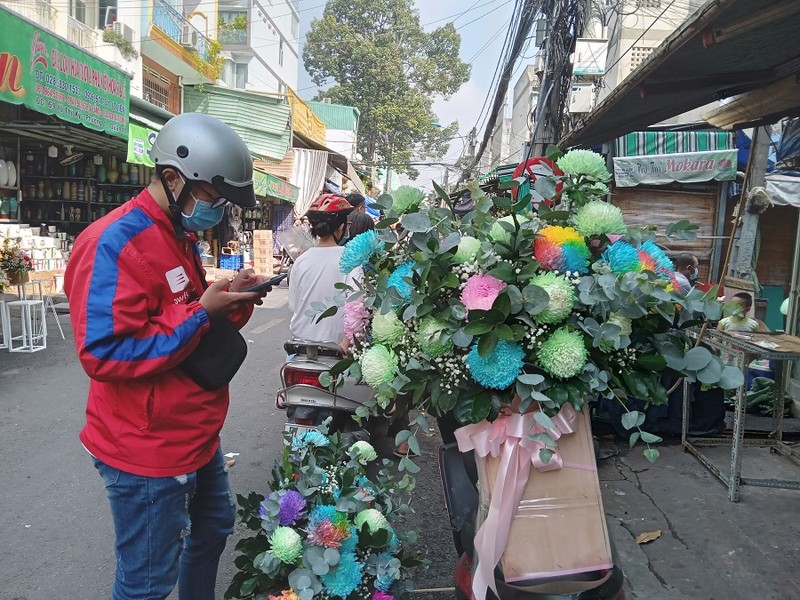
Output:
[102, 28, 138, 60]
[303, 0, 470, 178]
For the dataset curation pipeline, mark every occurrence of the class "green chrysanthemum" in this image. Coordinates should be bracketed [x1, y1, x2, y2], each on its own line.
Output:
[348, 441, 378, 464]
[452, 235, 481, 264]
[392, 186, 425, 214]
[489, 215, 527, 244]
[572, 201, 627, 238]
[537, 327, 589, 379]
[354, 508, 390, 533]
[600, 312, 633, 352]
[359, 344, 399, 387]
[270, 526, 303, 564]
[416, 316, 453, 358]
[371, 311, 405, 345]
[529, 272, 576, 324]
[556, 149, 611, 180]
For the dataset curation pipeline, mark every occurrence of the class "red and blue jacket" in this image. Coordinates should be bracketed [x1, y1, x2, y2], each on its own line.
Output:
[64, 189, 252, 477]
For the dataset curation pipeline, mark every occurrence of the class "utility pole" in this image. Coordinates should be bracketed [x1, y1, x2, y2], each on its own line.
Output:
[531, 0, 587, 156]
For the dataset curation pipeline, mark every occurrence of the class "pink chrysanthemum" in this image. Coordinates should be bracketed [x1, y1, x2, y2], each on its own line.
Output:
[343, 300, 370, 341]
[460, 274, 507, 312]
[372, 592, 395, 600]
[308, 519, 351, 548]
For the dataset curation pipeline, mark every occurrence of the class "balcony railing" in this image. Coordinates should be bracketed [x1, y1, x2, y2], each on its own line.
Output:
[152, 0, 210, 60]
[218, 27, 247, 45]
[67, 15, 98, 50]
[0, 0, 58, 31]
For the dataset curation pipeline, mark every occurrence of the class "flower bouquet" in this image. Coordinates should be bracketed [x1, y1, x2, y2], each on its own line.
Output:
[226, 425, 423, 600]
[317, 147, 742, 597]
[0, 237, 34, 290]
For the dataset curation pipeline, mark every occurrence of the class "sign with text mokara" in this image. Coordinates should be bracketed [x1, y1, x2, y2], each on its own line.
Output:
[613, 150, 737, 187]
[0, 7, 130, 139]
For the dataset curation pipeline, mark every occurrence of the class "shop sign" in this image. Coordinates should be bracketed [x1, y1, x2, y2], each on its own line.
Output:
[0, 7, 130, 139]
[127, 123, 157, 167]
[613, 149, 737, 188]
[573, 38, 608, 76]
[253, 169, 299, 204]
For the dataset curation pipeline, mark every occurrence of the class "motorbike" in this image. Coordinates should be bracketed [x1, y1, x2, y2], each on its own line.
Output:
[275, 340, 374, 442]
[438, 441, 625, 600]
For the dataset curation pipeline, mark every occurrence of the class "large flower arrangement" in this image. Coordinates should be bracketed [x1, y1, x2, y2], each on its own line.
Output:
[226, 426, 422, 600]
[0, 237, 33, 290]
[323, 147, 742, 465]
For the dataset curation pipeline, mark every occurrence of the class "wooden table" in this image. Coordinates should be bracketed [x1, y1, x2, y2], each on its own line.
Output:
[682, 330, 800, 501]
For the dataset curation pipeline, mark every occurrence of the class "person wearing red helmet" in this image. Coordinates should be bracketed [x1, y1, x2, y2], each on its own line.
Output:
[288, 193, 355, 344]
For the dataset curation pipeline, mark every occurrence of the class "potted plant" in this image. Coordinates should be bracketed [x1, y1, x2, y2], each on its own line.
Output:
[0, 237, 34, 289]
[227, 424, 423, 600]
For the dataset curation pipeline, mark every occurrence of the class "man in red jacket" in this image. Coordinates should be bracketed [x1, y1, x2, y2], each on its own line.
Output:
[65, 112, 270, 600]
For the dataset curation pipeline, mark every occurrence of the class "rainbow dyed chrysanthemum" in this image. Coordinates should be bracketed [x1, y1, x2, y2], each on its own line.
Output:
[604, 239, 679, 286]
[602, 240, 640, 274]
[534, 225, 590, 275]
[308, 506, 352, 549]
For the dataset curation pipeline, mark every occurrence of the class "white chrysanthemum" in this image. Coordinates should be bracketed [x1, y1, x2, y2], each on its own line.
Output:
[453, 236, 481, 264]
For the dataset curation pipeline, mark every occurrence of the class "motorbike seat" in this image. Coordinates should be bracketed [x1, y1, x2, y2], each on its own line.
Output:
[284, 339, 344, 359]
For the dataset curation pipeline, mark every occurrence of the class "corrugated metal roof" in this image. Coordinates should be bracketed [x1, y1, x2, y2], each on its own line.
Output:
[561, 0, 800, 148]
[183, 86, 291, 161]
[307, 101, 360, 132]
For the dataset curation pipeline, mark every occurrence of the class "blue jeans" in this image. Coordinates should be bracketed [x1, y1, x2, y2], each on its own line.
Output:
[93, 445, 236, 600]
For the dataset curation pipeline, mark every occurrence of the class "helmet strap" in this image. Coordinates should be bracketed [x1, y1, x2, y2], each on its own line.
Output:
[157, 166, 194, 237]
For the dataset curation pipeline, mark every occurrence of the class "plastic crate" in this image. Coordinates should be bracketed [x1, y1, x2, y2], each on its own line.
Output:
[219, 254, 244, 270]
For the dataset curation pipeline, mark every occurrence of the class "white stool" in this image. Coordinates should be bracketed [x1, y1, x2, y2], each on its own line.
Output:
[0, 298, 9, 350]
[17, 279, 64, 340]
[7, 299, 47, 353]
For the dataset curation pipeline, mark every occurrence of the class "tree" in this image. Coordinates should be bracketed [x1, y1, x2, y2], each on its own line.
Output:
[303, 0, 470, 179]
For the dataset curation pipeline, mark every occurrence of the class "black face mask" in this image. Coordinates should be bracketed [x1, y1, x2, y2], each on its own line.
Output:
[333, 224, 350, 246]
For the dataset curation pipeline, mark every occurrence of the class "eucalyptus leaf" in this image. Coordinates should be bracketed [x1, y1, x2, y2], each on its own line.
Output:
[478, 332, 498, 356]
[440, 232, 462, 253]
[400, 212, 431, 232]
[518, 373, 545, 386]
[452, 328, 473, 347]
[684, 347, 713, 371]
[643, 448, 660, 463]
[640, 431, 663, 444]
[529, 432, 557, 447]
[621, 410, 645, 430]
[719, 365, 745, 390]
[533, 410, 556, 430]
[522, 284, 550, 315]
[539, 448, 555, 464]
[375, 217, 399, 229]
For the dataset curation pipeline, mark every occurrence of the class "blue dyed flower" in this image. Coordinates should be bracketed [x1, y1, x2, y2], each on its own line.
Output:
[466, 340, 526, 390]
[603, 240, 640, 274]
[291, 430, 330, 450]
[278, 490, 307, 525]
[639, 239, 674, 274]
[321, 551, 364, 598]
[340, 525, 359, 554]
[309, 505, 339, 528]
[387, 261, 414, 301]
[340, 230, 383, 274]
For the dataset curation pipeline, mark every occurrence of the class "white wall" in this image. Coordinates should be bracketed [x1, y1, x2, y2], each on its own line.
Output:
[510, 65, 539, 164]
[326, 129, 356, 161]
[246, 0, 299, 92]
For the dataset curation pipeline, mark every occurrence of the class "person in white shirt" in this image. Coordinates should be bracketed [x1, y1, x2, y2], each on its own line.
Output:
[674, 252, 699, 295]
[288, 194, 354, 344]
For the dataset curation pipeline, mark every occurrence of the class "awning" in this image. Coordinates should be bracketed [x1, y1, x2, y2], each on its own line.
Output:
[766, 172, 800, 208]
[183, 85, 292, 162]
[0, 5, 130, 140]
[129, 96, 172, 131]
[614, 131, 736, 157]
[561, 0, 800, 149]
[345, 161, 366, 195]
[253, 169, 299, 204]
[293, 131, 349, 172]
[127, 98, 172, 167]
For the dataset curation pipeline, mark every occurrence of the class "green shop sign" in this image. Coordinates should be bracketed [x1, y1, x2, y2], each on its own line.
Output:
[253, 169, 299, 204]
[127, 123, 156, 167]
[0, 6, 130, 139]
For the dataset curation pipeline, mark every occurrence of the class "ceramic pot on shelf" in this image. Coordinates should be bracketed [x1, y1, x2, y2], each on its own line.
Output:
[0, 159, 8, 187]
[107, 156, 119, 184]
[96, 160, 107, 183]
[119, 162, 130, 184]
[6, 160, 16, 188]
[8, 197, 18, 220]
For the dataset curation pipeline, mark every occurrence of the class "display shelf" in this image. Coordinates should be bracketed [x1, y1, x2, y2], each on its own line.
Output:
[95, 182, 141, 188]
[23, 198, 89, 203]
[0, 185, 19, 193]
[0, 218, 20, 223]
[20, 175, 97, 182]
[682, 329, 800, 502]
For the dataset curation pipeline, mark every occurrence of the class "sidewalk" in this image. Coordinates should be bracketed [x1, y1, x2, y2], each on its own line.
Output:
[597, 435, 800, 599]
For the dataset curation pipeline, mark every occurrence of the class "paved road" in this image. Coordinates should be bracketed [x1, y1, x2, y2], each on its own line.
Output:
[2, 286, 800, 599]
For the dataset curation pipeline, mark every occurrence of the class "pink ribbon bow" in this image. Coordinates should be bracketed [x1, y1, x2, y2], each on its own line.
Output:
[454, 404, 590, 600]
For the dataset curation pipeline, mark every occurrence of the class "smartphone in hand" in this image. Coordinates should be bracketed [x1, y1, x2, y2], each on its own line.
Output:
[242, 273, 287, 293]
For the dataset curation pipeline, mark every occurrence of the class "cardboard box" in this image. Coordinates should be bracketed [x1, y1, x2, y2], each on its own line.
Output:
[253, 229, 272, 240]
[477, 407, 612, 586]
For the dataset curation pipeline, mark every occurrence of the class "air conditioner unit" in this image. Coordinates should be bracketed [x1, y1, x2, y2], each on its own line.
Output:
[180, 23, 198, 48]
[533, 52, 545, 74]
[569, 84, 594, 114]
[112, 21, 134, 44]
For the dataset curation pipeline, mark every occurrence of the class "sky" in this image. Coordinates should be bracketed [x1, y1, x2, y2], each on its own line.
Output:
[292, 0, 530, 191]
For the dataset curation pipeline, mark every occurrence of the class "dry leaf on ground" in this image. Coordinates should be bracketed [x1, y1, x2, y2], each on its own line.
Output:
[635, 529, 662, 544]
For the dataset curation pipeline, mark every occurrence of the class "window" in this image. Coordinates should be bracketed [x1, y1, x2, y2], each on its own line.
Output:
[70, 0, 87, 24]
[279, 39, 284, 66]
[235, 63, 248, 89]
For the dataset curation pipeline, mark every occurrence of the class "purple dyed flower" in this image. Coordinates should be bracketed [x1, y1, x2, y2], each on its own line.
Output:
[278, 490, 307, 526]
